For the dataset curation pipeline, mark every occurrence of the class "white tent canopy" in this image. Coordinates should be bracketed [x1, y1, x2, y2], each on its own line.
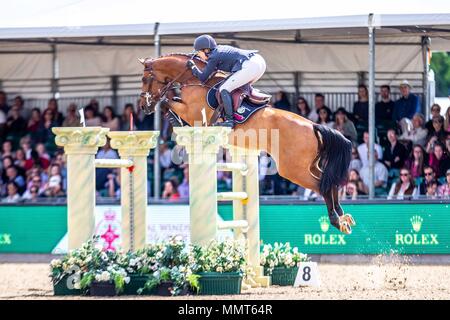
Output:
[0, 1, 450, 98]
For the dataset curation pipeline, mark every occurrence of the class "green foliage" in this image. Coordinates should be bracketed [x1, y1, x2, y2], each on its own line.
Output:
[80, 273, 95, 290]
[113, 273, 126, 294]
[187, 274, 200, 293]
[430, 52, 450, 97]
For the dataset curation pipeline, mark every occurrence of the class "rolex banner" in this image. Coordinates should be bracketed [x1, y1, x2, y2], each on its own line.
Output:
[219, 203, 450, 255]
[0, 203, 449, 254]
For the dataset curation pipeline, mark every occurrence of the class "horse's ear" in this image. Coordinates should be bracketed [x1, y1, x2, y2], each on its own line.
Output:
[138, 58, 146, 65]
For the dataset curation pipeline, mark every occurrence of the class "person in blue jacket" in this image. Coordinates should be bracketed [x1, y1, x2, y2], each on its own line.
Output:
[186, 35, 267, 127]
[393, 80, 421, 123]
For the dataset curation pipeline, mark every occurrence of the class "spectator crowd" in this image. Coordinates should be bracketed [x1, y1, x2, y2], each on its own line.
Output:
[290, 81, 450, 200]
[1, 79, 450, 203]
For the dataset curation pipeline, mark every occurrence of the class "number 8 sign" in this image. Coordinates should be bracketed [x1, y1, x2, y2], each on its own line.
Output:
[294, 262, 321, 287]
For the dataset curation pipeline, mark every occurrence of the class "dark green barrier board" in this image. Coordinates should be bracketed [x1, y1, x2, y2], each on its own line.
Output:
[0, 206, 67, 253]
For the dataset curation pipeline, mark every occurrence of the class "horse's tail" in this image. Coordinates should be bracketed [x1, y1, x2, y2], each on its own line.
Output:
[313, 124, 352, 195]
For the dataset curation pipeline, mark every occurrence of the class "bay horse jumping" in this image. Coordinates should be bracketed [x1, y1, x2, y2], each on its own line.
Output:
[138, 53, 355, 234]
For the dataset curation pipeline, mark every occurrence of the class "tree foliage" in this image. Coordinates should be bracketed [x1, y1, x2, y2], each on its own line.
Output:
[430, 52, 450, 97]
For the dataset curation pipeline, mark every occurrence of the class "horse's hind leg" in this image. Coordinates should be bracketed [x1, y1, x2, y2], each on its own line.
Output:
[331, 185, 356, 227]
[323, 186, 352, 234]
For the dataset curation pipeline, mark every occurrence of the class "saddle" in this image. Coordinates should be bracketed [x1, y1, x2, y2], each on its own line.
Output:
[206, 81, 271, 125]
[215, 83, 271, 112]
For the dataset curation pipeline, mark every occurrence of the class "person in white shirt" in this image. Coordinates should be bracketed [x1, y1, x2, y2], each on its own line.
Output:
[359, 150, 388, 191]
[348, 146, 363, 173]
[96, 139, 119, 160]
[317, 106, 335, 128]
[357, 131, 383, 168]
[1, 182, 21, 203]
[399, 113, 428, 147]
[387, 168, 418, 199]
[0, 109, 6, 135]
[159, 142, 172, 169]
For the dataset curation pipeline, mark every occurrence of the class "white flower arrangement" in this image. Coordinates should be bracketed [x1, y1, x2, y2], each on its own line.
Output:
[50, 259, 62, 269]
[50, 236, 124, 293]
[138, 236, 199, 296]
[81, 264, 129, 294]
[192, 239, 247, 274]
[260, 242, 309, 275]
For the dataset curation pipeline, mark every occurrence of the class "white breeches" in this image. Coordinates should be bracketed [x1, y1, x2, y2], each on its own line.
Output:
[219, 54, 266, 93]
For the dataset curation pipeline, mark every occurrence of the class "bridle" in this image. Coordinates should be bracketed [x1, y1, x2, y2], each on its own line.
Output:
[139, 53, 213, 114]
[140, 63, 184, 111]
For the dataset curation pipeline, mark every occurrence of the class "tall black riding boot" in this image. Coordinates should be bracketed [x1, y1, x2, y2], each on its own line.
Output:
[218, 90, 235, 128]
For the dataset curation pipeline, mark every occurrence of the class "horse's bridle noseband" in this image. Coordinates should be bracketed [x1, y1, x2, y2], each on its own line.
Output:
[140, 64, 170, 112]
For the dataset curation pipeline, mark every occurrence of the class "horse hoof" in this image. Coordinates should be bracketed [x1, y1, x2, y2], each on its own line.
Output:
[339, 220, 352, 234]
[343, 214, 356, 226]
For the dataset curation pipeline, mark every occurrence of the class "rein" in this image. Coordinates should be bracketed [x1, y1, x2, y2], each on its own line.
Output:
[140, 54, 213, 109]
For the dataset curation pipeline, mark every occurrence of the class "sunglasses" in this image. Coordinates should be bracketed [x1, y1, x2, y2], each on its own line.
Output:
[400, 173, 409, 176]
[424, 172, 433, 176]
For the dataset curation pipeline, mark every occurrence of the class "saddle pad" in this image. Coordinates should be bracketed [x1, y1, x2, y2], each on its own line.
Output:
[206, 82, 270, 124]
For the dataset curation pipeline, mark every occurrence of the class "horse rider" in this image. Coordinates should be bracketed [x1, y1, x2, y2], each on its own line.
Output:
[186, 34, 267, 128]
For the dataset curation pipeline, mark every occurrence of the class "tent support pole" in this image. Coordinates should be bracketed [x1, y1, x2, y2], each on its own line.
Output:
[368, 14, 376, 200]
[153, 22, 161, 200]
[111, 75, 119, 112]
[51, 43, 59, 99]
[422, 36, 431, 119]
[294, 72, 300, 102]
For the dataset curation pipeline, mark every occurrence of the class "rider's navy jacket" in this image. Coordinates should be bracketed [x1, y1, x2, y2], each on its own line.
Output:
[192, 45, 258, 83]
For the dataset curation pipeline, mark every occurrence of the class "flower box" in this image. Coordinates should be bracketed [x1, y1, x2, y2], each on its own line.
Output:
[53, 275, 81, 296]
[264, 267, 298, 286]
[123, 274, 151, 295]
[197, 272, 242, 295]
[154, 281, 189, 296]
[155, 281, 175, 296]
[89, 281, 117, 296]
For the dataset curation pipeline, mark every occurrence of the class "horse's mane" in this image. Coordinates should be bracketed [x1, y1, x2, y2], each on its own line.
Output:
[145, 52, 227, 81]
[166, 53, 207, 64]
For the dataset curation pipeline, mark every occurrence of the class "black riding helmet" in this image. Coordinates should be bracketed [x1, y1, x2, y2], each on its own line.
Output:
[193, 35, 217, 52]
